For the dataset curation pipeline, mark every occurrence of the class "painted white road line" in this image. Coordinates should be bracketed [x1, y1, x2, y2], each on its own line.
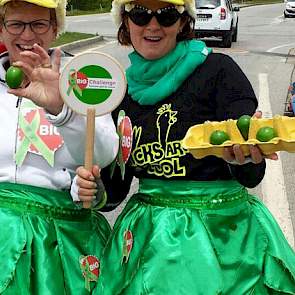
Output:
[270, 16, 284, 25]
[267, 43, 295, 53]
[71, 20, 88, 23]
[258, 73, 295, 248]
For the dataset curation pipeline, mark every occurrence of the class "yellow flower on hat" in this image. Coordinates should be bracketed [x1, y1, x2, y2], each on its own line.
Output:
[0, 0, 67, 34]
[111, 0, 196, 26]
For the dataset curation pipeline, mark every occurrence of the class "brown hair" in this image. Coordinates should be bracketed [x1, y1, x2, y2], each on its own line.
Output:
[117, 11, 195, 46]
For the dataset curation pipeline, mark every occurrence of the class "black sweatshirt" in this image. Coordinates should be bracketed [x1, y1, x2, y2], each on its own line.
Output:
[101, 53, 266, 211]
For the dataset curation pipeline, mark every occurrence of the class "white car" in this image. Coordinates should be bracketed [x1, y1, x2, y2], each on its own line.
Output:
[194, 0, 239, 48]
[284, 0, 295, 17]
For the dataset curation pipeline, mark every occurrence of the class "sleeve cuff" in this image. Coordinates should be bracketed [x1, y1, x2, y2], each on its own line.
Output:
[45, 104, 74, 127]
[70, 175, 80, 202]
[226, 156, 254, 165]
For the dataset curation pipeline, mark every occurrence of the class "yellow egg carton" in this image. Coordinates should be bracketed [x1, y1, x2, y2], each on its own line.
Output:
[182, 115, 295, 159]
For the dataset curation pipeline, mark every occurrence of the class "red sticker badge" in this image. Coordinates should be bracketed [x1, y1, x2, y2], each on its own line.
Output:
[118, 116, 133, 164]
[16, 108, 63, 167]
[18, 109, 63, 153]
[122, 230, 133, 264]
[110, 110, 133, 180]
[80, 255, 100, 291]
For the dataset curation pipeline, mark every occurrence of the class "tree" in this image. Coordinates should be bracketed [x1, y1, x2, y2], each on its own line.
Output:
[66, 0, 111, 10]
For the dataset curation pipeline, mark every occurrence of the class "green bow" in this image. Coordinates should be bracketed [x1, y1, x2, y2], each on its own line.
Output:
[15, 110, 55, 167]
[67, 69, 83, 97]
[110, 110, 126, 180]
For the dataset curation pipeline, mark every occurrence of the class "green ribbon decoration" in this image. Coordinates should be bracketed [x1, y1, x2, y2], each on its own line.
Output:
[80, 256, 98, 292]
[110, 110, 126, 180]
[122, 238, 129, 263]
[95, 191, 108, 210]
[15, 111, 55, 167]
[67, 69, 83, 97]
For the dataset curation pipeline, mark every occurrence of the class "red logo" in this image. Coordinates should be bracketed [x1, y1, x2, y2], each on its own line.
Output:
[122, 230, 133, 263]
[80, 255, 100, 291]
[119, 116, 132, 164]
[18, 108, 63, 154]
[80, 255, 100, 279]
[75, 71, 88, 90]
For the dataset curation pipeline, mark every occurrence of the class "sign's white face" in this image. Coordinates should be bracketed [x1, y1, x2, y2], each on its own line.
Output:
[59, 51, 127, 116]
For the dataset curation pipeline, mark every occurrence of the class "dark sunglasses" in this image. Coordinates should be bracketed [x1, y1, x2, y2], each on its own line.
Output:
[126, 5, 184, 27]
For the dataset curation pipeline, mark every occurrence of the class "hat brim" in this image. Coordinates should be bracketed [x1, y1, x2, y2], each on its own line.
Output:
[0, 0, 57, 8]
[159, 0, 185, 5]
[111, 0, 196, 26]
[116, 0, 184, 5]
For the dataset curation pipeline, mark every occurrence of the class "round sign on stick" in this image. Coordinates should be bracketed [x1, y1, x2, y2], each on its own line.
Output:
[59, 52, 127, 208]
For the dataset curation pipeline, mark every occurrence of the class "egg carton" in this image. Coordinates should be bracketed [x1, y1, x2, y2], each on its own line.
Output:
[182, 115, 295, 159]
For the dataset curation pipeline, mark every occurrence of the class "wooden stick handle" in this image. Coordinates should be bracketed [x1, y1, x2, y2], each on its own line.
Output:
[83, 108, 96, 208]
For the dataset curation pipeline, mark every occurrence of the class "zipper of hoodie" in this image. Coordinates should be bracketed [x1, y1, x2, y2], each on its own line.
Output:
[14, 96, 22, 183]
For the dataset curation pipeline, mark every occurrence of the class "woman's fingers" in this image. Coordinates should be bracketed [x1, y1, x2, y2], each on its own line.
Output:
[223, 147, 235, 162]
[76, 176, 97, 202]
[11, 60, 34, 79]
[78, 187, 98, 201]
[76, 166, 95, 181]
[75, 166, 101, 201]
[232, 145, 245, 164]
[249, 145, 263, 164]
[264, 153, 279, 160]
[223, 145, 245, 164]
[14, 44, 53, 77]
[19, 44, 52, 69]
[76, 176, 97, 189]
[92, 165, 101, 178]
[51, 47, 61, 72]
[19, 50, 43, 67]
[32, 43, 51, 60]
[253, 110, 262, 119]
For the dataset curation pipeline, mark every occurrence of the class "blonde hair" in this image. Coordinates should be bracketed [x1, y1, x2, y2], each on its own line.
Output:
[0, 0, 66, 34]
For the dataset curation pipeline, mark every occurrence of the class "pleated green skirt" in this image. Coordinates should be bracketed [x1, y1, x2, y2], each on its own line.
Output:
[0, 182, 111, 295]
[96, 179, 295, 295]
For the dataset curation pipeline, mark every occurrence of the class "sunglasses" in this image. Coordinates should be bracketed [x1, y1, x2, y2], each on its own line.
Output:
[126, 4, 184, 27]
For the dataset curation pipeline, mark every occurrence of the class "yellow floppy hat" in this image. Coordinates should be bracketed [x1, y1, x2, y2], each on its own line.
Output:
[0, 0, 67, 34]
[111, 0, 196, 26]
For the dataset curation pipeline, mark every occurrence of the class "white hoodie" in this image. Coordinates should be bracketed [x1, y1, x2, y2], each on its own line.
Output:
[0, 51, 119, 191]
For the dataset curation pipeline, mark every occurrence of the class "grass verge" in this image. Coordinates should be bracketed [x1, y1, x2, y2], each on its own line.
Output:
[66, 8, 110, 16]
[51, 32, 96, 47]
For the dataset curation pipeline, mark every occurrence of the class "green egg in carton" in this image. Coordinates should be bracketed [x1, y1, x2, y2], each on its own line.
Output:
[248, 115, 295, 155]
[182, 115, 295, 159]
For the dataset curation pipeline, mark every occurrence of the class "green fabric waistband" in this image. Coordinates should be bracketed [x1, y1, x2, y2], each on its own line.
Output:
[0, 182, 90, 220]
[136, 179, 249, 209]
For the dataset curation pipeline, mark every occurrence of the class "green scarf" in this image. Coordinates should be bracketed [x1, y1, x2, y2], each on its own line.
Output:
[126, 40, 212, 105]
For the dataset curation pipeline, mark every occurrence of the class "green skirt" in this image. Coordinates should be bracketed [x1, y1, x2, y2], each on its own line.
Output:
[0, 182, 111, 295]
[96, 179, 295, 295]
